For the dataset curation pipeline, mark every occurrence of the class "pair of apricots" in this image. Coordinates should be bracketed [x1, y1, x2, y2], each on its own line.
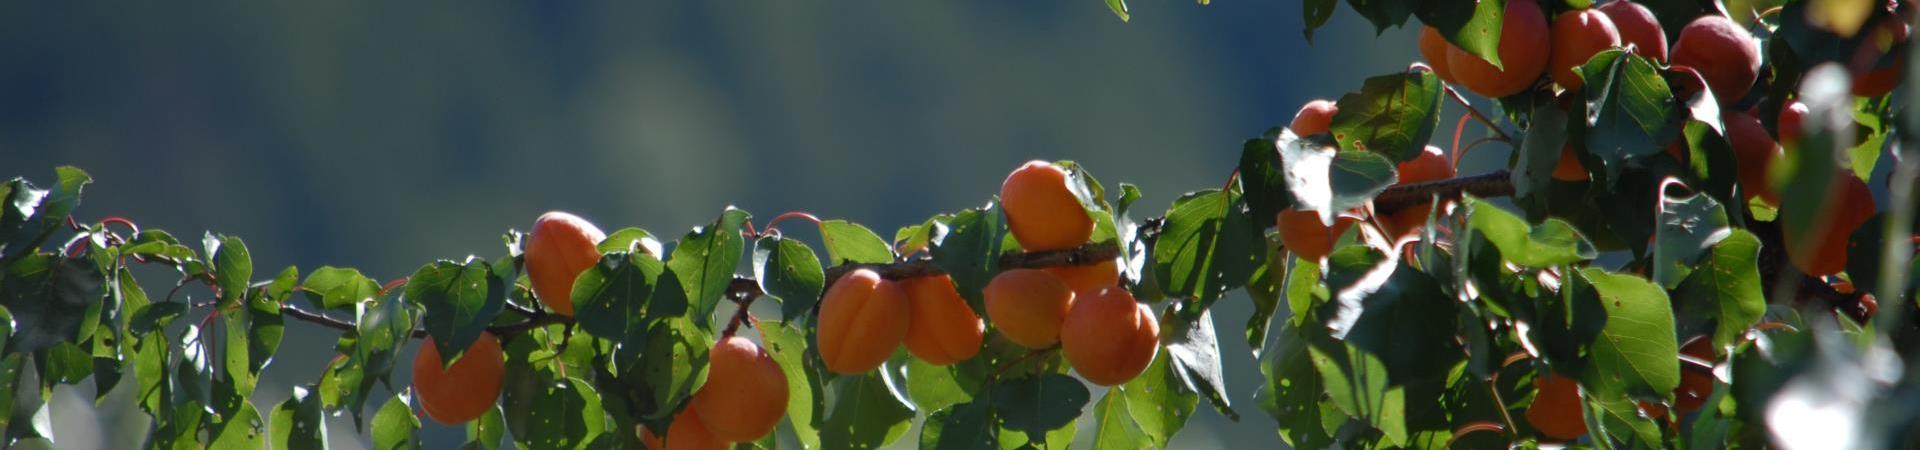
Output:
[1524, 337, 1720, 440]
[1277, 101, 1456, 261]
[817, 161, 1158, 386]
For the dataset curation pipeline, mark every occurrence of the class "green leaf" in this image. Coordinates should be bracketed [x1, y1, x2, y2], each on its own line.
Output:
[1575, 269, 1679, 398]
[1677, 230, 1765, 352]
[1255, 323, 1335, 449]
[920, 401, 998, 450]
[1579, 50, 1681, 179]
[1335, 259, 1460, 388]
[1308, 338, 1406, 446]
[597, 227, 664, 256]
[1153, 189, 1262, 312]
[1463, 197, 1597, 268]
[249, 266, 295, 375]
[1, 253, 105, 353]
[993, 373, 1090, 437]
[1244, 234, 1287, 358]
[759, 323, 823, 449]
[1652, 188, 1731, 289]
[1116, 353, 1197, 448]
[907, 357, 975, 416]
[502, 374, 607, 450]
[753, 236, 825, 323]
[372, 392, 423, 450]
[1342, 0, 1419, 32]
[0, 167, 90, 264]
[1090, 389, 1149, 450]
[821, 367, 915, 449]
[209, 400, 265, 450]
[819, 220, 894, 265]
[410, 258, 506, 365]
[1329, 70, 1444, 163]
[468, 407, 507, 450]
[1415, 0, 1505, 68]
[211, 236, 252, 307]
[1302, 0, 1336, 41]
[301, 266, 381, 310]
[1511, 100, 1571, 202]
[1274, 132, 1400, 222]
[272, 387, 328, 450]
[1585, 392, 1662, 448]
[219, 313, 257, 398]
[571, 252, 666, 343]
[1163, 308, 1237, 420]
[930, 205, 1008, 314]
[635, 317, 711, 418]
[41, 341, 90, 385]
[667, 207, 750, 327]
[1239, 137, 1293, 227]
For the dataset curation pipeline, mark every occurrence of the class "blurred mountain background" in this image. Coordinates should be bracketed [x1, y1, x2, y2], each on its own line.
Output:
[2, 2, 1446, 448]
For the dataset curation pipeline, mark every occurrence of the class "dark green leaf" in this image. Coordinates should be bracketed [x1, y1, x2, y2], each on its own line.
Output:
[212, 236, 251, 307]
[1302, 0, 1336, 41]
[372, 392, 422, 450]
[1342, 0, 1419, 32]
[41, 342, 90, 385]
[1308, 338, 1406, 446]
[502, 374, 607, 450]
[920, 401, 998, 450]
[1121, 354, 1196, 448]
[753, 236, 825, 323]
[821, 367, 915, 449]
[635, 317, 711, 418]
[410, 258, 505, 365]
[1652, 188, 1731, 289]
[571, 252, 666, 343]
[930, 205, 1008, 314]
[1580, 50, 1681, 179]
[1512, 100, 1571, 201]
[1153, 189, 1262, 313]
[1330, 70, 1444, 162]
[819, 220, 894, 265]
[1239, 137, 1293, 227]
[1244, 234, 1286, 358]
[1163, 307, 1237, 420]
[1090, 389, 1149, 450]
[1415, 0, 1505, 68]
[209, 399, 265, 450]
[301, 266, 381, 311]
[667, 207, 750, 326]
[993, 373, 1089, 437]
[1, 253, 104, 353]
[1677, 230, 1765, 352]
[1255, 323, 1335, 449]
[0, 167, 90, 264]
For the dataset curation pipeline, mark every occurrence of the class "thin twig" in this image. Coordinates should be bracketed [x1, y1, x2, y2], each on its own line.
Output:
[1443, 85, 1514, 143]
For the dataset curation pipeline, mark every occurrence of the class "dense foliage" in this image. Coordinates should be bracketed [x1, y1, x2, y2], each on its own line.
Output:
[1, 0, 1917, 448]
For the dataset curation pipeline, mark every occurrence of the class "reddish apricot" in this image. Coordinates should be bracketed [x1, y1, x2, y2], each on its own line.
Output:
[1673, 336, 1717, 415]
[412, 332, 505, 425]
[690, 336, 790, 441]
[1382, 146, 1458, 239]
[1043, 258, 1122, 293]
[984, 269, 1076, 349]
[526, 211, 608, 316]
[1595, 1, 1668, 62]
[1724, 110, 1784, 204]
[1779, 101, 1810, 148]
[1001, 161, 1095, 252]
[1289, 100, 1339, 136]
[1853, 19, 1909, 97]
[1552, 145, 1589, 181]
[1419, 26, 1458, 83]
[1670, 16, 1762, 105]
[1060, 288, 1160, 386]
[1784, 174, 1877, 275]
[902, 275, 985, 365]
[1525, 373, 1588, 440]
[1277, 209, 1356, 261]
[817, 270, 910, 374]
[1550, 9, 1622, 90]
[1446, 0, 1551, 98]
[664, 406, 728, 450]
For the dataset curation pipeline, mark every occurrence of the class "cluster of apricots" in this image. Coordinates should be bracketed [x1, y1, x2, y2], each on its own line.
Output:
[1277, 101, 1455, 261]
[1522, 336, 1721, 441]
[1419, 1, 1895, 276]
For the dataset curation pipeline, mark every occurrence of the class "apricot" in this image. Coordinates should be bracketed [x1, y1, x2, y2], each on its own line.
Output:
[526, 211, 608, 316]
[1001, 161, 1095, 252]
[1549, 9, 1622, 90]
[1382, 146, 1458, 239]
[1595, 0, 1668, 63]
[1446, 0, 1551, 98]
[983, 269, 1076, 349]
[1042, 258, 1122, 293]
[1778, 101, 1809, 148]
[1673, 336, 1717, 415]
[1852, 19, 1909, 97]
[1670, 16, 1762, 105]
[1552, 145, 1588, 181]
[664, 406, 728, 450]
[1419, 26, 1458, 83]
[1724, 109, 1784, 204]
[816, 269, 910, 374]
[1060, 288, 1160, 386]
[1289, 100, 1339, 136]
[412, 332, 504, 425]
[1784, 174, 1877, 275]
[901, 274, 985, 365]
[690, 336, 790, 441]
[1277, 209, 1356, 262]
[1524, 373, 1588, 441]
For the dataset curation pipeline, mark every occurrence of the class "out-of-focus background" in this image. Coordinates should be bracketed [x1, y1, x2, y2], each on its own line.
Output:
[2, 3, 1448, 448]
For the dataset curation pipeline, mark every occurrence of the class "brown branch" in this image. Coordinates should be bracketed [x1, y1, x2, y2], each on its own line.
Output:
[1372, 170, 1516, 214]
[819, 241, 1129, 289]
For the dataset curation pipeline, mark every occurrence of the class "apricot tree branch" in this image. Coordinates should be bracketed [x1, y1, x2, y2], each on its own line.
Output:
[1371, 170, 1516, 214]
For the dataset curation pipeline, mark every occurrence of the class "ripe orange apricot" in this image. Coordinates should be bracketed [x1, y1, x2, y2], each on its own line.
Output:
[1042, 258, 1122, 293]
[1552, 145, 1589, 181]
[1595, 0, 1668, 63]
[1382, 146, 1458, 239]
[817, 269, 910, 374]
[526, 211, 608, 317]
[1670, 16, 1762, 105]
[984, 269, 1076, 349]
[1277, 209, 1356, 262]
[664, 406, 728, 450]
[690, 336, 790, 441]
[902, 274, 985, 365]
[1549, 9, 1622, 90]
[1446, 0, 1551, 98]
[1853, 18, 1909, 97]
[412, 332, 505, 425]
[1419, 26, 1458, 83]
[1724, 109, 1784, 204]
[1060, 288, 1160, 386]
[1001, 161, 1095, 252]
[1524, 373, 1588, 441]
[1289, 100, 1339, 136]
[1784, 174, 1877, 275]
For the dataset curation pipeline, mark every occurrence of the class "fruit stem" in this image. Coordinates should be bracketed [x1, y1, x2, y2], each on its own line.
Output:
[379, 277, 410, 297]
[1445, 421, 1508, 448]
[759, 212, 824, 238]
